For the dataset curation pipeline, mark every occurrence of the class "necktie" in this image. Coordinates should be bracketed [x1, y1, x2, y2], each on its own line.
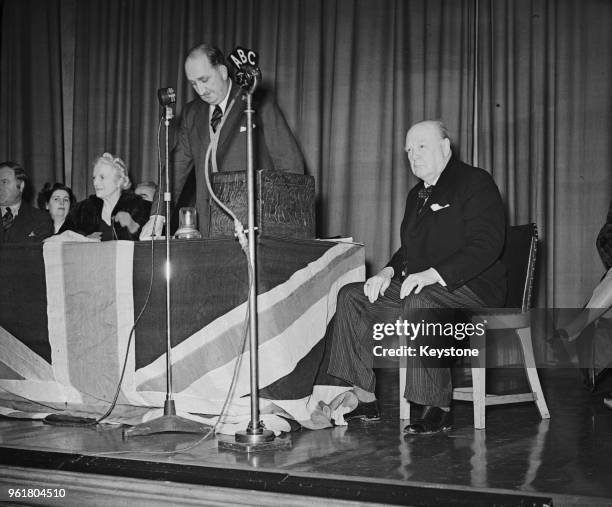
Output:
[2, 207, 14, 230]
[210, 105, 223, 133]
[416, 186, 434, 215]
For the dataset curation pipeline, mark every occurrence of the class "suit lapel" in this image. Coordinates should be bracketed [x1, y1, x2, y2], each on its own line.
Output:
[413, 158, 457, 224]
[194, 100, 211, 150]
[403, 188, 421, 232]
[8, 204, 29, 240]
[216, 84, 244, 161]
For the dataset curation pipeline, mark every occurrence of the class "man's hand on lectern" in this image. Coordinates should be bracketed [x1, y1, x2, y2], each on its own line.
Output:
[139, 215, 165, 240]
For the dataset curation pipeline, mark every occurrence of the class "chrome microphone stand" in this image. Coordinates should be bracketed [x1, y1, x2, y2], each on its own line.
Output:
[124, 90, 209, 438]
[218, 64, 290, 453]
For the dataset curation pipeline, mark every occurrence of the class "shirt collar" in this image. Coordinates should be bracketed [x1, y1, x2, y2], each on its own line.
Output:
[2, 202, 20, 216]
[424, 174, 441, 188]
[210, 81, 233, 116]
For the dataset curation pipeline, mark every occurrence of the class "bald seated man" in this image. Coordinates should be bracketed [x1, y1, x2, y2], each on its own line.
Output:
[325, 120, 507, 434]
[140, 43, 305, 239]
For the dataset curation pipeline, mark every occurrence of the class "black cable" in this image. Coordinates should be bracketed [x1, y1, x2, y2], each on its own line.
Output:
[91, 119, 256, 451]
[49, 110, 258, 451]
[94, 117, 167, 424]
[47, 118, 165, 427]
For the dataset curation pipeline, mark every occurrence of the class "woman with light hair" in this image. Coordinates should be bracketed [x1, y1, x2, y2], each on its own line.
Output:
[69, 152, 150, 240]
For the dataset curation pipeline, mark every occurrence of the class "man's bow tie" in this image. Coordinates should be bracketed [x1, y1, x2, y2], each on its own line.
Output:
[416, 186, 434, 215]
[417, 186, 434, 200]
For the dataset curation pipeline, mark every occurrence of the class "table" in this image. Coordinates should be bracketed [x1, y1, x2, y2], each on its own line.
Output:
[0, 237, 364, 433]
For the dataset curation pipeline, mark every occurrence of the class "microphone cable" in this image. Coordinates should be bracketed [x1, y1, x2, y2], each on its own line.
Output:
[55, 103, 261, 454]
[44, 118, 165, 428]
[93, 116, 166, 425]
[91, 108, 255, 451]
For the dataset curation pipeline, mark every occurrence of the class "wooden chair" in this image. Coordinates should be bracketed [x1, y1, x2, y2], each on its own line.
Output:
[399, 223, 550, 429]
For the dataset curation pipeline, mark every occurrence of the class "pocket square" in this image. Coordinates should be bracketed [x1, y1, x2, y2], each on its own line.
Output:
[430, 203, 450, 212]
[28, 231, 36, 237]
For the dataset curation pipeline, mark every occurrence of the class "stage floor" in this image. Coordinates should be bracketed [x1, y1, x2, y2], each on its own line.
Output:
[1, 368, 611, 506]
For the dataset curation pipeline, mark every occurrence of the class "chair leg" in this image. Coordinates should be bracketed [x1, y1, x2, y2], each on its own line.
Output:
[471, 332, 487, 429]
[399, 335, 410, 420]
[516, 327, 550, 420]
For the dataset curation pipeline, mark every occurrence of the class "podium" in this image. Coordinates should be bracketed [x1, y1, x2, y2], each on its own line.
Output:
[209, 170, 316, 239]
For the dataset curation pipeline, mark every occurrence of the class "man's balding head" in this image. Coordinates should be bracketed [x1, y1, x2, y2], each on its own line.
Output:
[404, 120, 452, 185]
[184, 44, 230, 106]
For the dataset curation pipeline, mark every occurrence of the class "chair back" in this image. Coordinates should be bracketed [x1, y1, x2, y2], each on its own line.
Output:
[501, 223, 538, 311]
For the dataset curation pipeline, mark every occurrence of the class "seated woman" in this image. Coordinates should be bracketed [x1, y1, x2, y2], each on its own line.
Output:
[69, 152, 150, 241]
[37, 182, 77, 234]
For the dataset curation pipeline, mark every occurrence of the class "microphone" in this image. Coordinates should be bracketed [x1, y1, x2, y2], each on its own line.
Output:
[228, 47, 261, 94]
[157, 87, 176, 119]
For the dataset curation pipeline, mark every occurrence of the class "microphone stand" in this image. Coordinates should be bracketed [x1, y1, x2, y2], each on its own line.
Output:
[124, 104, 209, 438]
[218, 70, 290, 453]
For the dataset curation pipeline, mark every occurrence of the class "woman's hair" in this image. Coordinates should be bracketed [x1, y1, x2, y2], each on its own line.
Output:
[94, 152, 132, 191]
[36, 182, 76, 210]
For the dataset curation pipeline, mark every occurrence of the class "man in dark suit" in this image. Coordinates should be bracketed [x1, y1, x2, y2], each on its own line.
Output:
[326, 120, 506, 434]
[140, 44, 305, 238]
[0, 161, 53, 244]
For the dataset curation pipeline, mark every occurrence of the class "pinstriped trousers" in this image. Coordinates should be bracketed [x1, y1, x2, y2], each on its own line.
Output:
[326, 279, 485, 407]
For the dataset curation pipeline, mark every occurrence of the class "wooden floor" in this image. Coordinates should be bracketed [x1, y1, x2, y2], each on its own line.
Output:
[1, 368, 611, 506]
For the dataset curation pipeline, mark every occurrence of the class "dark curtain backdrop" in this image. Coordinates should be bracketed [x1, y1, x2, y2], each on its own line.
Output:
[2, 0, 611, 316]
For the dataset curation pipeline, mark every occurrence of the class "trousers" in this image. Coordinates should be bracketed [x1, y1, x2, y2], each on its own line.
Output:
[326, 279, 485, 406]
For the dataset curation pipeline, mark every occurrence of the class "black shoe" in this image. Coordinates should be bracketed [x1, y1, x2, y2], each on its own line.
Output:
[403, 406, 452, 435]
[344, 400, 380, 422]
[546, 328, 572, 364]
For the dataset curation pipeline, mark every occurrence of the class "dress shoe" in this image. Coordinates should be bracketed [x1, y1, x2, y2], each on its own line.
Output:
[404, 406, 452, 435]
[343, 400, 380, 422]
[546, 328, 572, 364]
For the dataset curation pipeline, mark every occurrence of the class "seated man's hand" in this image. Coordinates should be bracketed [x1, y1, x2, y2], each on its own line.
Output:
[114, 211, 139, 233]
[139, 215, 165, 240]
[363, 267, 394, 303]
[400, 268, 442, 299]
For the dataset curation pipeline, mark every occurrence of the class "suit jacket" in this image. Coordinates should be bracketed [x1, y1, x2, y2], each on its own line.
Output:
[169, 81, 305, 235]
[56, 217, 77, 235]
[69, 192, 151, 241]
[596, 200, 612, 270]
[0, 201, 53, 244]
[387, 157, 507, 307]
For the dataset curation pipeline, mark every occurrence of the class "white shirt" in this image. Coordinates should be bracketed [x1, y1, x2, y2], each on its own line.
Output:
[209, 81, 232, 117]
[2, 202, 20, 217]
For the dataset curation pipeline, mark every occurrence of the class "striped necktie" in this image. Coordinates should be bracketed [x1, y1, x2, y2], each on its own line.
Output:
[210, 105, 223, 133]
[2, 207, 14, 230]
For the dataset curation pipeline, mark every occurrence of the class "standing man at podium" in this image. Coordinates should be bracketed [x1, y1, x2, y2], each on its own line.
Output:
[140, 44, 305, 238]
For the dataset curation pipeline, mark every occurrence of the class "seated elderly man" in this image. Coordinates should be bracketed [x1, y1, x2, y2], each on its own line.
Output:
[0, 161, 53, 243]
[325, 120, 507, 434]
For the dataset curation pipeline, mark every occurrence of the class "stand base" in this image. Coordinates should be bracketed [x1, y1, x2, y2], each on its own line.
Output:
[123, 415, 211, 439]
[43, 414, 98, 427]
[218, 432, 292, 453]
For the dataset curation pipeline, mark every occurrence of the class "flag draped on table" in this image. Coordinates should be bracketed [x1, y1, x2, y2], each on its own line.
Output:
[0, 238, 364, 433]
